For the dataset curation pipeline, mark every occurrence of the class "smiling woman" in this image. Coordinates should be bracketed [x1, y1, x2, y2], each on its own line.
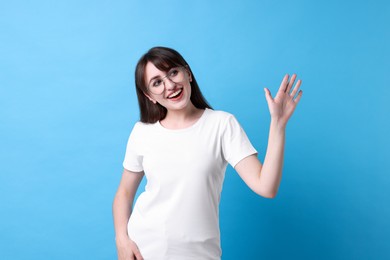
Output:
[147, 66, 186, 95]
[112, 46, 303, 259]
[133, 47, 212, 124]
[143, 63, 193, 112]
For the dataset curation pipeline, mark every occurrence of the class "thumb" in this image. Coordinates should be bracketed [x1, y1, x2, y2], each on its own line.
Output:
[264, 88, 273, 104]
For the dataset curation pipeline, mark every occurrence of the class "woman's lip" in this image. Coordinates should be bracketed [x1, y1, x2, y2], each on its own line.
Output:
[166, 88, 183, 99]
[167, 88, 184, 101]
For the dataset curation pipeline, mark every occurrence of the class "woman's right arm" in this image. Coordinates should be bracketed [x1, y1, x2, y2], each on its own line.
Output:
[113, 169, 144, 260]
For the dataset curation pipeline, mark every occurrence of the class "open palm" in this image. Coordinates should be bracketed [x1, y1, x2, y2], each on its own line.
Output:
[264, 74, 303, 127]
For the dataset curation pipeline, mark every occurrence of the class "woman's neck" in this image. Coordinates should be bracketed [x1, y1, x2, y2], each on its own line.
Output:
[160, 104, 204, 130]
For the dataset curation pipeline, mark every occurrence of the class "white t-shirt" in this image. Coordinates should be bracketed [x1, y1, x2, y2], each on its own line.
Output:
[123, 108, 257, 259]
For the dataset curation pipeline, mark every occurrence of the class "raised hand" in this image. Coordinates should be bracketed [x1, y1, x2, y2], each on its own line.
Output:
[264, 74, 303, 128]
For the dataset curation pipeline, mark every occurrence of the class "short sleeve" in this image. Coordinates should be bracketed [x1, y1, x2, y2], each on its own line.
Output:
[123, 122, 144, 172]
[221, 115, 257, 168]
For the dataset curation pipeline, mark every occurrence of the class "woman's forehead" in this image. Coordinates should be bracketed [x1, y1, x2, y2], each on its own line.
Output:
[145, 62, 166, 79]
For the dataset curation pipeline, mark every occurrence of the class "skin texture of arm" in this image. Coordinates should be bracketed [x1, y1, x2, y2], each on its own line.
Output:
[235, 74, 303, 198]
[113, 169, 145, 260]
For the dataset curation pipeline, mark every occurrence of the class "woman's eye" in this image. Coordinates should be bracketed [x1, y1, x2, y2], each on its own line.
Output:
[169, 69, 179, 77]
[152, 79, 162, 87]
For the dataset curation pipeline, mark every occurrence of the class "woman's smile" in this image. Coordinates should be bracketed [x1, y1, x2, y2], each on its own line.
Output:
[166, 88, 184, 100]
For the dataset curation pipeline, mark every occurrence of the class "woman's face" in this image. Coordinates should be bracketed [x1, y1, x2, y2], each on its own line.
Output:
[144, 61, 193, 112]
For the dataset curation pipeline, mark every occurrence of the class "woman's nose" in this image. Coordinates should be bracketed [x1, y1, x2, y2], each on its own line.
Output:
[164, 77, 176, 90]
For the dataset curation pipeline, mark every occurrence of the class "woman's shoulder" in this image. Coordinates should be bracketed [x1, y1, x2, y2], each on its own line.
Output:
[130, 121, 158, 136]
[133, 121, 154, 128]
[206, 108, 236, 121]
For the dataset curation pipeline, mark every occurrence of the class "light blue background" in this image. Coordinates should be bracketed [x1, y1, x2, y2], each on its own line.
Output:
[1, 0, 389, 259]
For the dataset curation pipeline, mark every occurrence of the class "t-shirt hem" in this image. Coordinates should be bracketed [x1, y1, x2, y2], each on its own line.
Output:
[123, 163, 143, 173]
[230, 149, 258, 168]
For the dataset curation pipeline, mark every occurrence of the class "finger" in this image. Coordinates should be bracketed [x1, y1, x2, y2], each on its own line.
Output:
[132, 250, 143, 260]
[290, 79, 302, 97]
[277, 74, 289, 95]
[135, 253, 144, 260]
[264, 88, 273, 104]
[129, 241, 144, 260]
[293, 90, 303, 103]
[286, 74, 297, 94]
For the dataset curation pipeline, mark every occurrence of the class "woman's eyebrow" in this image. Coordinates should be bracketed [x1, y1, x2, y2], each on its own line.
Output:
[148, 74, 162, 84]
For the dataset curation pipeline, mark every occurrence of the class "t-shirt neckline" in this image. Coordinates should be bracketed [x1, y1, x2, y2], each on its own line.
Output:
[156, 108, 210, 133]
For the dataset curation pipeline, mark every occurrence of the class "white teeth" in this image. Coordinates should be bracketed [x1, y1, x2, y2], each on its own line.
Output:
[168, 89, 182, 98]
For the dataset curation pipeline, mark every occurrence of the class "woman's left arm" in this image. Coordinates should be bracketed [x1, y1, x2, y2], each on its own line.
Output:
[235, 74, 303, 198]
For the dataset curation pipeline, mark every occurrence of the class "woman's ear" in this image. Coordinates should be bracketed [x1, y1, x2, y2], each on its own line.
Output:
[186, 68, 192, 82]
[143, 92, 157, 104]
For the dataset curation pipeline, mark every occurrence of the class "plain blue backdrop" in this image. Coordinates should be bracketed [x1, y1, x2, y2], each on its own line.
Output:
[1, 0, 389, 259]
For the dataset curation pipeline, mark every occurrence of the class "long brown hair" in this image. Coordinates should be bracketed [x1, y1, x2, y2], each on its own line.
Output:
[135, 46, 212, 123]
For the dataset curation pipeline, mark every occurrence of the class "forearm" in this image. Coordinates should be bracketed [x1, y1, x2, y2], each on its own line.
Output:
[113, 190, 133, 240]
[236, 74, 301, 198]
[258, 120, 286, 197]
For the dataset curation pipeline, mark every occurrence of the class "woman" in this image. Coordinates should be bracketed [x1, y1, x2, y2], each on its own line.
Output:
[113, 46, 303, 260]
